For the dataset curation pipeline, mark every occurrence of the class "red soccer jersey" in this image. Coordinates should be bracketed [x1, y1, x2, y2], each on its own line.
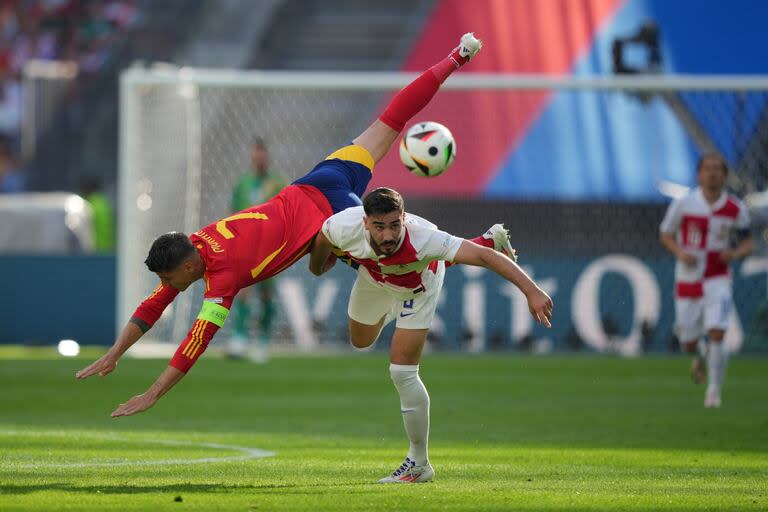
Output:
[131, 184, 332, 372]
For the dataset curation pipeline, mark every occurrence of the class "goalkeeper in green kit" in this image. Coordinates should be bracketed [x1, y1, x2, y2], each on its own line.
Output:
[228, 137, 287, 362]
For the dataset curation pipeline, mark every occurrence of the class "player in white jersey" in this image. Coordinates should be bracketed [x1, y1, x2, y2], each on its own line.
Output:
[659, 153, 752, 408]
[309, 187, 553, 483]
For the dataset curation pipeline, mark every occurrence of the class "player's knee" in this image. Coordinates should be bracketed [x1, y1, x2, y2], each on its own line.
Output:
[350, 334, 376, 349]
[389, 364, 408, 381]
[708, 329, 725, 342]
[349, 317, 386, 349]
[681, 340, 698, 353]
[389, 364, 429, 405]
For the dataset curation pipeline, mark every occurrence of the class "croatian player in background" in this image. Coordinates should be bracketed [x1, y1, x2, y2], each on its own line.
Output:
[659, 153, 752, 408]
[310, 187, 554, 483]
[75, 33, 484, 416]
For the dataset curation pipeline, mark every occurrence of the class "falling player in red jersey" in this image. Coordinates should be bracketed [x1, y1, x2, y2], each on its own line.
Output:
[76, 33, 484, 417]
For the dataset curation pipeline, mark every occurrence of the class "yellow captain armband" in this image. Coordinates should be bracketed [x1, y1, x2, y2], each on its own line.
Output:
[325, 145, 374, 171]
[197, 300, 229, 327]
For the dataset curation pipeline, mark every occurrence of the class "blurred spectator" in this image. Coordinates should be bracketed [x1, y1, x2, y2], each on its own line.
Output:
[426, 329, 443, 351]
[743, 299, 768, 353]
[565, 324, 583, 351]
[518, 334, 534, 352]
[103, 0, 137, 30]
[9, 12, 57, 73]
[488, 330, 504, 351]
[667, 332, 680, 353]
[640, 319, 656, 352]
[79, 175, 114, 252]
[0, 72, 21, 138]
[0, 0, 142, 145]
[0, 133, 23, 192]
[76, 0, 115, 73]
[602, 314, 619, 353]
[0, 3, 19, 43]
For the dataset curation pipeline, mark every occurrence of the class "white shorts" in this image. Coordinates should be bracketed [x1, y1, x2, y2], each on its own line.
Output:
[675, 277, 733, 343]
[347, 262, 445, 330]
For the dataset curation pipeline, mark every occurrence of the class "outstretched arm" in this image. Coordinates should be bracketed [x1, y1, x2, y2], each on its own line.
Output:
[76, 283, 179, 379]
[111, 365, 186, 417]
[108, 299, 228, 417]
[75, 321, 143, 379]
[452, 240, 553, 327]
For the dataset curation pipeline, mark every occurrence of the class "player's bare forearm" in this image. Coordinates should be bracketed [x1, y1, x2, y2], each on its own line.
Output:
[660, 232, 683, 258]
[111, 365, 186, 417]
[320, 253, 337, 274]
[722, 238, 753, 263]
[75, 321, 144, 379]
[660, 232, 698, 265]
[453, 241, 553, 326]
[454, 241, 536, 294]
[309, 231, 334, 275]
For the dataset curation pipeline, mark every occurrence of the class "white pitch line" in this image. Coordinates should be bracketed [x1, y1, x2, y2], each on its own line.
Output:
[0, 431, 275, 469]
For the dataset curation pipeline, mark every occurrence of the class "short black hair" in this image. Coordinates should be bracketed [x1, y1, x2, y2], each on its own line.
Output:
[144, 232, 195, 273]
[252, 136, 267, 149]
[363, 187, 404, 216]
[696, 152, 728, 174]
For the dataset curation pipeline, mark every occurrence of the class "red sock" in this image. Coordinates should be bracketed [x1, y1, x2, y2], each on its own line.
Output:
[445, 235, 492, 268]
[379, 54, 462, 132]
[469, 234, 494, 248]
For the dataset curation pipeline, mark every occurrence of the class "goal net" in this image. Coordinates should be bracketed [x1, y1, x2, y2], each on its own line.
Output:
[119, 67, 768, 354]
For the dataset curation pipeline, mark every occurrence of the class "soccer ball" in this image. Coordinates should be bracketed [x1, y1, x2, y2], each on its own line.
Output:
[399, 121, 456, 178]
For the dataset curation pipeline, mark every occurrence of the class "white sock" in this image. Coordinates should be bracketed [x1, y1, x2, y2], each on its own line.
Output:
[706, 341, 726, 395]
[389, 363, 430, 466]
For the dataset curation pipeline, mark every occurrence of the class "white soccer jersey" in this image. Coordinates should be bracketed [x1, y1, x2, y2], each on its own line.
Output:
[659, 187, 749, 297]
[322, 206, 464, 299]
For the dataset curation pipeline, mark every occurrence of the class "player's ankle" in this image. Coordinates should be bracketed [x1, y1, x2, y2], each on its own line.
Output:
[449, 47, 470, 68]
[430, 58, 458, 83]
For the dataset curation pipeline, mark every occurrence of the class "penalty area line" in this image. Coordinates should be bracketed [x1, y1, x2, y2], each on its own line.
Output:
[0, 431, 276, 469]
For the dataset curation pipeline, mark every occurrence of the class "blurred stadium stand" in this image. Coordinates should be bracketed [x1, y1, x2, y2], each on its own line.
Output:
[178, 0, 282, 68]
[25, 0, 207, 194]
[253, 0, 433, 71]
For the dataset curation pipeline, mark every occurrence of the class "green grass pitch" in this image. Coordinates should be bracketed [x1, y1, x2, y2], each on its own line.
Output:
[1, 351, 766, 511]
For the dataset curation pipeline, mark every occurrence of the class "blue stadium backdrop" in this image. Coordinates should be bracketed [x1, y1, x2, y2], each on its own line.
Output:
[270, 254, 768, 355]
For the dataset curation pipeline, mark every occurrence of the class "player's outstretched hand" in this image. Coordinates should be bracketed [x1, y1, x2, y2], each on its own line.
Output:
[75, 353, 118, 379]
[111, 393, 157, 417]
[527, 287, 553, 328]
